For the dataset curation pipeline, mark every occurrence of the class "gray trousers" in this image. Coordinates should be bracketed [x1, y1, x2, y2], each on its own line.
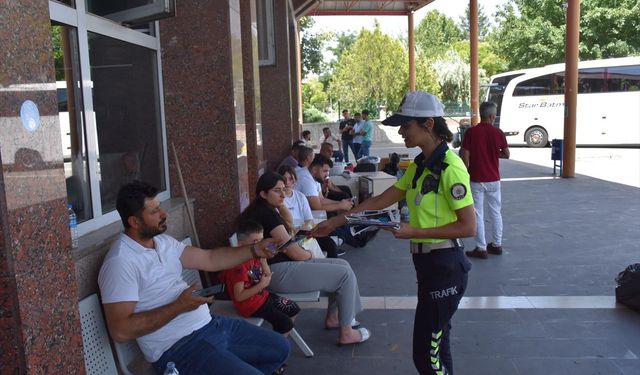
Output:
[269, 258, 363, 326]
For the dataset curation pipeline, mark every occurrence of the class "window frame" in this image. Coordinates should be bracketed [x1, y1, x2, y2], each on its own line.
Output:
[49, 0, 170, 236]
[256, 0, 275, 66]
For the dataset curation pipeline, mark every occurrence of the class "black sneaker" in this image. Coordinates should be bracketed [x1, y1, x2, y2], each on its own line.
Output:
[272, 363, 287, 375]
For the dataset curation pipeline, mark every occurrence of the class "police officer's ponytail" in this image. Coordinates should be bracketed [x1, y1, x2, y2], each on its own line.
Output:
[415, 117, 453, 143]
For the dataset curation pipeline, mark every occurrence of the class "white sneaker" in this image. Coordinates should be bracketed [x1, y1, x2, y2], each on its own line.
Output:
[331, 236, 344, 247]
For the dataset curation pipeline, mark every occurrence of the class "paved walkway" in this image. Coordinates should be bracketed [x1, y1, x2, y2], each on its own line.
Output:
[283, 153, 640, 374]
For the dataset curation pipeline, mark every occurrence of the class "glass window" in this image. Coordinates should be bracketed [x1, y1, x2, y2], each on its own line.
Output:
[257, 0, 275, 65]
[606, 65, 640, 92]
[513, 74, 553, 96]
[578, 68, 606, 94]
[86, 0, 175, 26]
[488, 73, 524, 115]
[87, 32, 166, 214]
[51, 23, 93, 223]
[50, 2, 169, 234]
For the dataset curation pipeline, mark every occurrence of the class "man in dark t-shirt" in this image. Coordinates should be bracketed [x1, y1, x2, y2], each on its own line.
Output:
[460, 101, 510, 259]
[338, 109, 357, 163]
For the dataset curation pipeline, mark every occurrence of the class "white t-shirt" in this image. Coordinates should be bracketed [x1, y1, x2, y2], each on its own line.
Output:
[98, 233, 211, 362]
[284, 189, 314, 225]
[353, 121, 364, 144]
[294, 167, 321, 198]
[320, 134, 339, 149]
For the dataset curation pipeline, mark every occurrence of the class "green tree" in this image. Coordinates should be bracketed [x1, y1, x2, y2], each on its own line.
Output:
[329, 22, 408, 116]
[302, 77, 329, 111]
[492, 0, 640, 70]
[432, 50, 481, 106]
[452, 41, 509, 78]
[300, 17, 330, 78]
[458, 3, 491, 41]
[415, 10, 462, 58]
[327, 31, 357, 68]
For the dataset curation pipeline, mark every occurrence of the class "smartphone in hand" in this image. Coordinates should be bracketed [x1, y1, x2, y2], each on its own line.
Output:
[276, 230, 312, 252]
[192, 284, 225, 297]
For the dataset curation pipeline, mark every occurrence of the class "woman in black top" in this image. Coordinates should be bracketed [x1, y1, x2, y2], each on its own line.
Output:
[238, 172, 370, 345]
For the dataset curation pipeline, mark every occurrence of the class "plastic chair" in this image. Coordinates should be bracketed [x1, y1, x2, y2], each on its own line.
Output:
[78, 294, 119, 375]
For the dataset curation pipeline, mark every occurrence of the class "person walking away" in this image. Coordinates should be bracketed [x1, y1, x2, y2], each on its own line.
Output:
[313, 91, 475, 375]
[460, 101, 510, 259]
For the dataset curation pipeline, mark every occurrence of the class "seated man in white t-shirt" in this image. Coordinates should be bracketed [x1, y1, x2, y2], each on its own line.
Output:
[295, 154, 353, 213]
[98, 181, 289, 375]
[319, 127, 343, 162]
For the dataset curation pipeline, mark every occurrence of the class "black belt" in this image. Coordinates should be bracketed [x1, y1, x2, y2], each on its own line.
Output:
[410, 239, 461, 254]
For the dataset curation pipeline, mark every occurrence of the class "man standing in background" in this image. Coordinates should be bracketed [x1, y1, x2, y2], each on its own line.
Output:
[460, 101, 510, 259]
[339, 109, 356, 163]
[356, 110, 374, 159]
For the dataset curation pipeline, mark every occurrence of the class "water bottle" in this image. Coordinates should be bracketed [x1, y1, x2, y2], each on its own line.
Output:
[163, 362, 180, 375]
[67, 204, 79, 248]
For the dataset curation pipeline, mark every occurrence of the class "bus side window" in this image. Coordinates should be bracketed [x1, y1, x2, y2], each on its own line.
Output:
[606, 65, 640, 92]
[578, 68, 606, 94]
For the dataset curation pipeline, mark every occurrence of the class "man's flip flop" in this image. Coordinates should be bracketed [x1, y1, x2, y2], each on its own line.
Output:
[337, 327, 371, 346]
[325, 319, 361, 330]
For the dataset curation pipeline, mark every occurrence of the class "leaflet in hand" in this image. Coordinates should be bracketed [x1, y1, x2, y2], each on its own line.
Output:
[346, 209, 400, 236]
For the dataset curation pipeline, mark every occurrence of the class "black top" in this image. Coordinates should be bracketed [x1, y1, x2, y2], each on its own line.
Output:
[246, 202, 292, 265]
[339, 118, 356, 141]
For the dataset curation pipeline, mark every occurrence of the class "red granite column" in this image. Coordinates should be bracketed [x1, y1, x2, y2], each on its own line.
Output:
[240, 0, 264, 200]
[260, 0, 296, 171]
[160, 1, 248, 247]
[0, 2, 85, 373]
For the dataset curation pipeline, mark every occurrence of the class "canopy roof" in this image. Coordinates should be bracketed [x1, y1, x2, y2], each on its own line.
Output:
[293, 0, 436, 18]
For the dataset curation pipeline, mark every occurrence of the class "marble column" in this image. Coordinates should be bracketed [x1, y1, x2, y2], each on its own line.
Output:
[240, 0, 264, 200]
[260, 0, 295, 171]
[160, 0, 249, 247]
[0, 1, 85, 373]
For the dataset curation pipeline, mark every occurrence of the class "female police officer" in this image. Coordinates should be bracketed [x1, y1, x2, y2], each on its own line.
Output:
[312, 91, 475, 375]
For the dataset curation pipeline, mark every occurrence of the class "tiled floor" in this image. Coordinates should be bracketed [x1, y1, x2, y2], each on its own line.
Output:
[282, 156, 640, 375]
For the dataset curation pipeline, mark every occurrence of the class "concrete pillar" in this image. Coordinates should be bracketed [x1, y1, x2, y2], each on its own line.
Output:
[240, 0, 264, 200]
[260, 0, 295, 170]
[562, 0, 580, 178]
[408, 12, 416, 92]
[0, 2, 85, 373]
[470, 0, 480, 125]
[160, 0, 249, 246]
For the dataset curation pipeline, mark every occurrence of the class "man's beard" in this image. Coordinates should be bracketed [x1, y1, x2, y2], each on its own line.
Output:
[313, 175, 323, 184]
[139, 219, 167, 239]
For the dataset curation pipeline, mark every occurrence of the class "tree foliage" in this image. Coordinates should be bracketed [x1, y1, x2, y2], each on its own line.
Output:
[300, 17, 330, 78]
[415, 10, 462, 58]
[492, 0, 640, 70]
[302, 77, 329, 111]
[327, 31, 357, 68]
[432, 50, 475, 104]
[458, 3, 491, 41]
[329, 22, 408, 116]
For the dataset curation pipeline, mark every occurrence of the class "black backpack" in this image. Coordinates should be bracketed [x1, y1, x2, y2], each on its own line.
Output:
[615, 263, 640, 311]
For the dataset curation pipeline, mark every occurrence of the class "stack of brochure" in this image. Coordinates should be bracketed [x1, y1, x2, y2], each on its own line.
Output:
[345, 209, 400, 236]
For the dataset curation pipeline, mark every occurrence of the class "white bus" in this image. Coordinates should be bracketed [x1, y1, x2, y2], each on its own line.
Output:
[486, 57, 640, 147]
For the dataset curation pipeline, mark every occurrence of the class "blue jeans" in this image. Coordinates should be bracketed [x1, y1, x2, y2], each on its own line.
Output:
[332, 150, 344, 162]
[357, 140, 371, 159]
[342, 139, 357, 163]
[153, 315, 290, 375]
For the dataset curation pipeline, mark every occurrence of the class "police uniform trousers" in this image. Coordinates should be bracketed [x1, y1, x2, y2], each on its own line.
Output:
[412, 246, 471, 375]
